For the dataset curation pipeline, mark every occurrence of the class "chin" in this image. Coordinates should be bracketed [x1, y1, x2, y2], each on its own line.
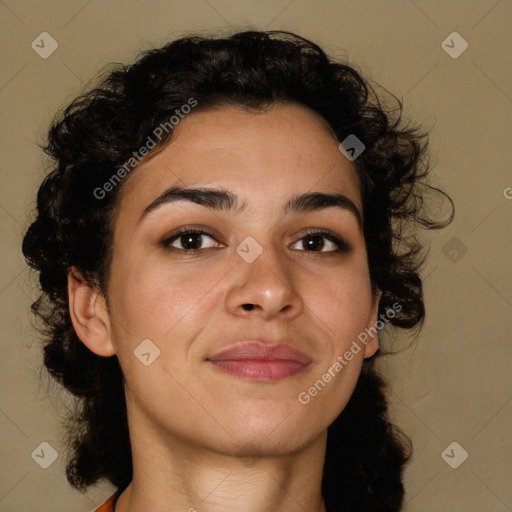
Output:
[216, 413, 323, 456]
[205, 434, 312, 461]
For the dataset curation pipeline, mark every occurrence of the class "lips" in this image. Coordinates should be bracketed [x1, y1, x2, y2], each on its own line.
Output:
[207, 340, 312, 381]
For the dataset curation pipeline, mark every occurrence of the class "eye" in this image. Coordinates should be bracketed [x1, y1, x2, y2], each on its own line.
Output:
[291, 230, 350, 253]
[160, 227, 350, 254]
[161, 229, 224, 252]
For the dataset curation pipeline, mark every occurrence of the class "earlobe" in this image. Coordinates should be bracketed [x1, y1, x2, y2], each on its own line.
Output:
[67, 267, 115, 357]
[363, 287, 382, 359]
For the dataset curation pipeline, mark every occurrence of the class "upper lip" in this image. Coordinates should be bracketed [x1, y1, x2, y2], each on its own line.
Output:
[207, 340, 312, 365]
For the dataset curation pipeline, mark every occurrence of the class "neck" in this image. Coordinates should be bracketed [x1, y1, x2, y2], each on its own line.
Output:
[115, 407, 328, 512]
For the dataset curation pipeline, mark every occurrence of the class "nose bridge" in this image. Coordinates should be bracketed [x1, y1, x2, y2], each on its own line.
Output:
[225, 235, 303, 318]
[245, 237, 291, 286]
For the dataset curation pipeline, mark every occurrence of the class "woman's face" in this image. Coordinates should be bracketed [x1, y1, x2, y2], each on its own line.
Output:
[103, 103, 381, 457]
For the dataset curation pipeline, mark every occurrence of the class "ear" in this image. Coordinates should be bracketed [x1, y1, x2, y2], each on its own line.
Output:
[363, 287, 382, 359]
[67, 266, 115, 357]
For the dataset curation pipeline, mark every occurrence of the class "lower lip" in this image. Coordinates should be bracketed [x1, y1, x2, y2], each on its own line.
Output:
[209, 360, 309, 380]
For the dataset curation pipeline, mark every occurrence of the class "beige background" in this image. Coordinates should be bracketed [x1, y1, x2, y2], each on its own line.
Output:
[1, 0, 511, 510]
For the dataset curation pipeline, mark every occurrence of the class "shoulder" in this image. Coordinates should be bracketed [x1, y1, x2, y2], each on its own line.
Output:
[92, 489, 120, 512]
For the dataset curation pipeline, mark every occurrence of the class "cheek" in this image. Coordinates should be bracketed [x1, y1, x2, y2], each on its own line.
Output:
[304, 264, 374, 346]
[108, 255, 227, 348]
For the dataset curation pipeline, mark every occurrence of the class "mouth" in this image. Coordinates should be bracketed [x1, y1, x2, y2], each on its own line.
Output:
[206, 340, 312, 381]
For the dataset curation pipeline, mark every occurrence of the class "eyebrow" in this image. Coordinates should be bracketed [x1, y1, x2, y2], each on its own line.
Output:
[138, 186, 363, 228]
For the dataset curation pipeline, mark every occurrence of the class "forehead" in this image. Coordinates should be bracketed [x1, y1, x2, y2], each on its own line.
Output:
[118, 103, 361, 216]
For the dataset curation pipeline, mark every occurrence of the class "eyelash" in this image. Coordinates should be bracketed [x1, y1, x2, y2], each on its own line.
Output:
[160, 227, 351, 255]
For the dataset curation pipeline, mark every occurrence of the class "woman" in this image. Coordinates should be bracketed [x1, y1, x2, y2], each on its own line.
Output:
[22, 30, 453, 512]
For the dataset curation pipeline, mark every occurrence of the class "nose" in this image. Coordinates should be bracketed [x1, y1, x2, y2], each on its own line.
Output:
[225, 241, 304, 320]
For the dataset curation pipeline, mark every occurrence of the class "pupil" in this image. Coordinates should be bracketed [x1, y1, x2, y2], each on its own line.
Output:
[305, 235, 323, 251]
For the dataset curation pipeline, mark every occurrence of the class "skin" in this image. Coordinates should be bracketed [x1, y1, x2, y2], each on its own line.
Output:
[68, 103, 382, 512]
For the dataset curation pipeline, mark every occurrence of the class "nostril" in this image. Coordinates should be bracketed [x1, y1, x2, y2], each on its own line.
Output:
[242, 303, 255, 311]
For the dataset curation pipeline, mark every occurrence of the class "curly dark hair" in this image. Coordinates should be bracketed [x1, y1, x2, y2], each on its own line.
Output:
[22, 29, 454, 512]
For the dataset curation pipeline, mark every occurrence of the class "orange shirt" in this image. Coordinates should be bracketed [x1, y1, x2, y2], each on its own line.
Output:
[93, 489, 121, 511]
